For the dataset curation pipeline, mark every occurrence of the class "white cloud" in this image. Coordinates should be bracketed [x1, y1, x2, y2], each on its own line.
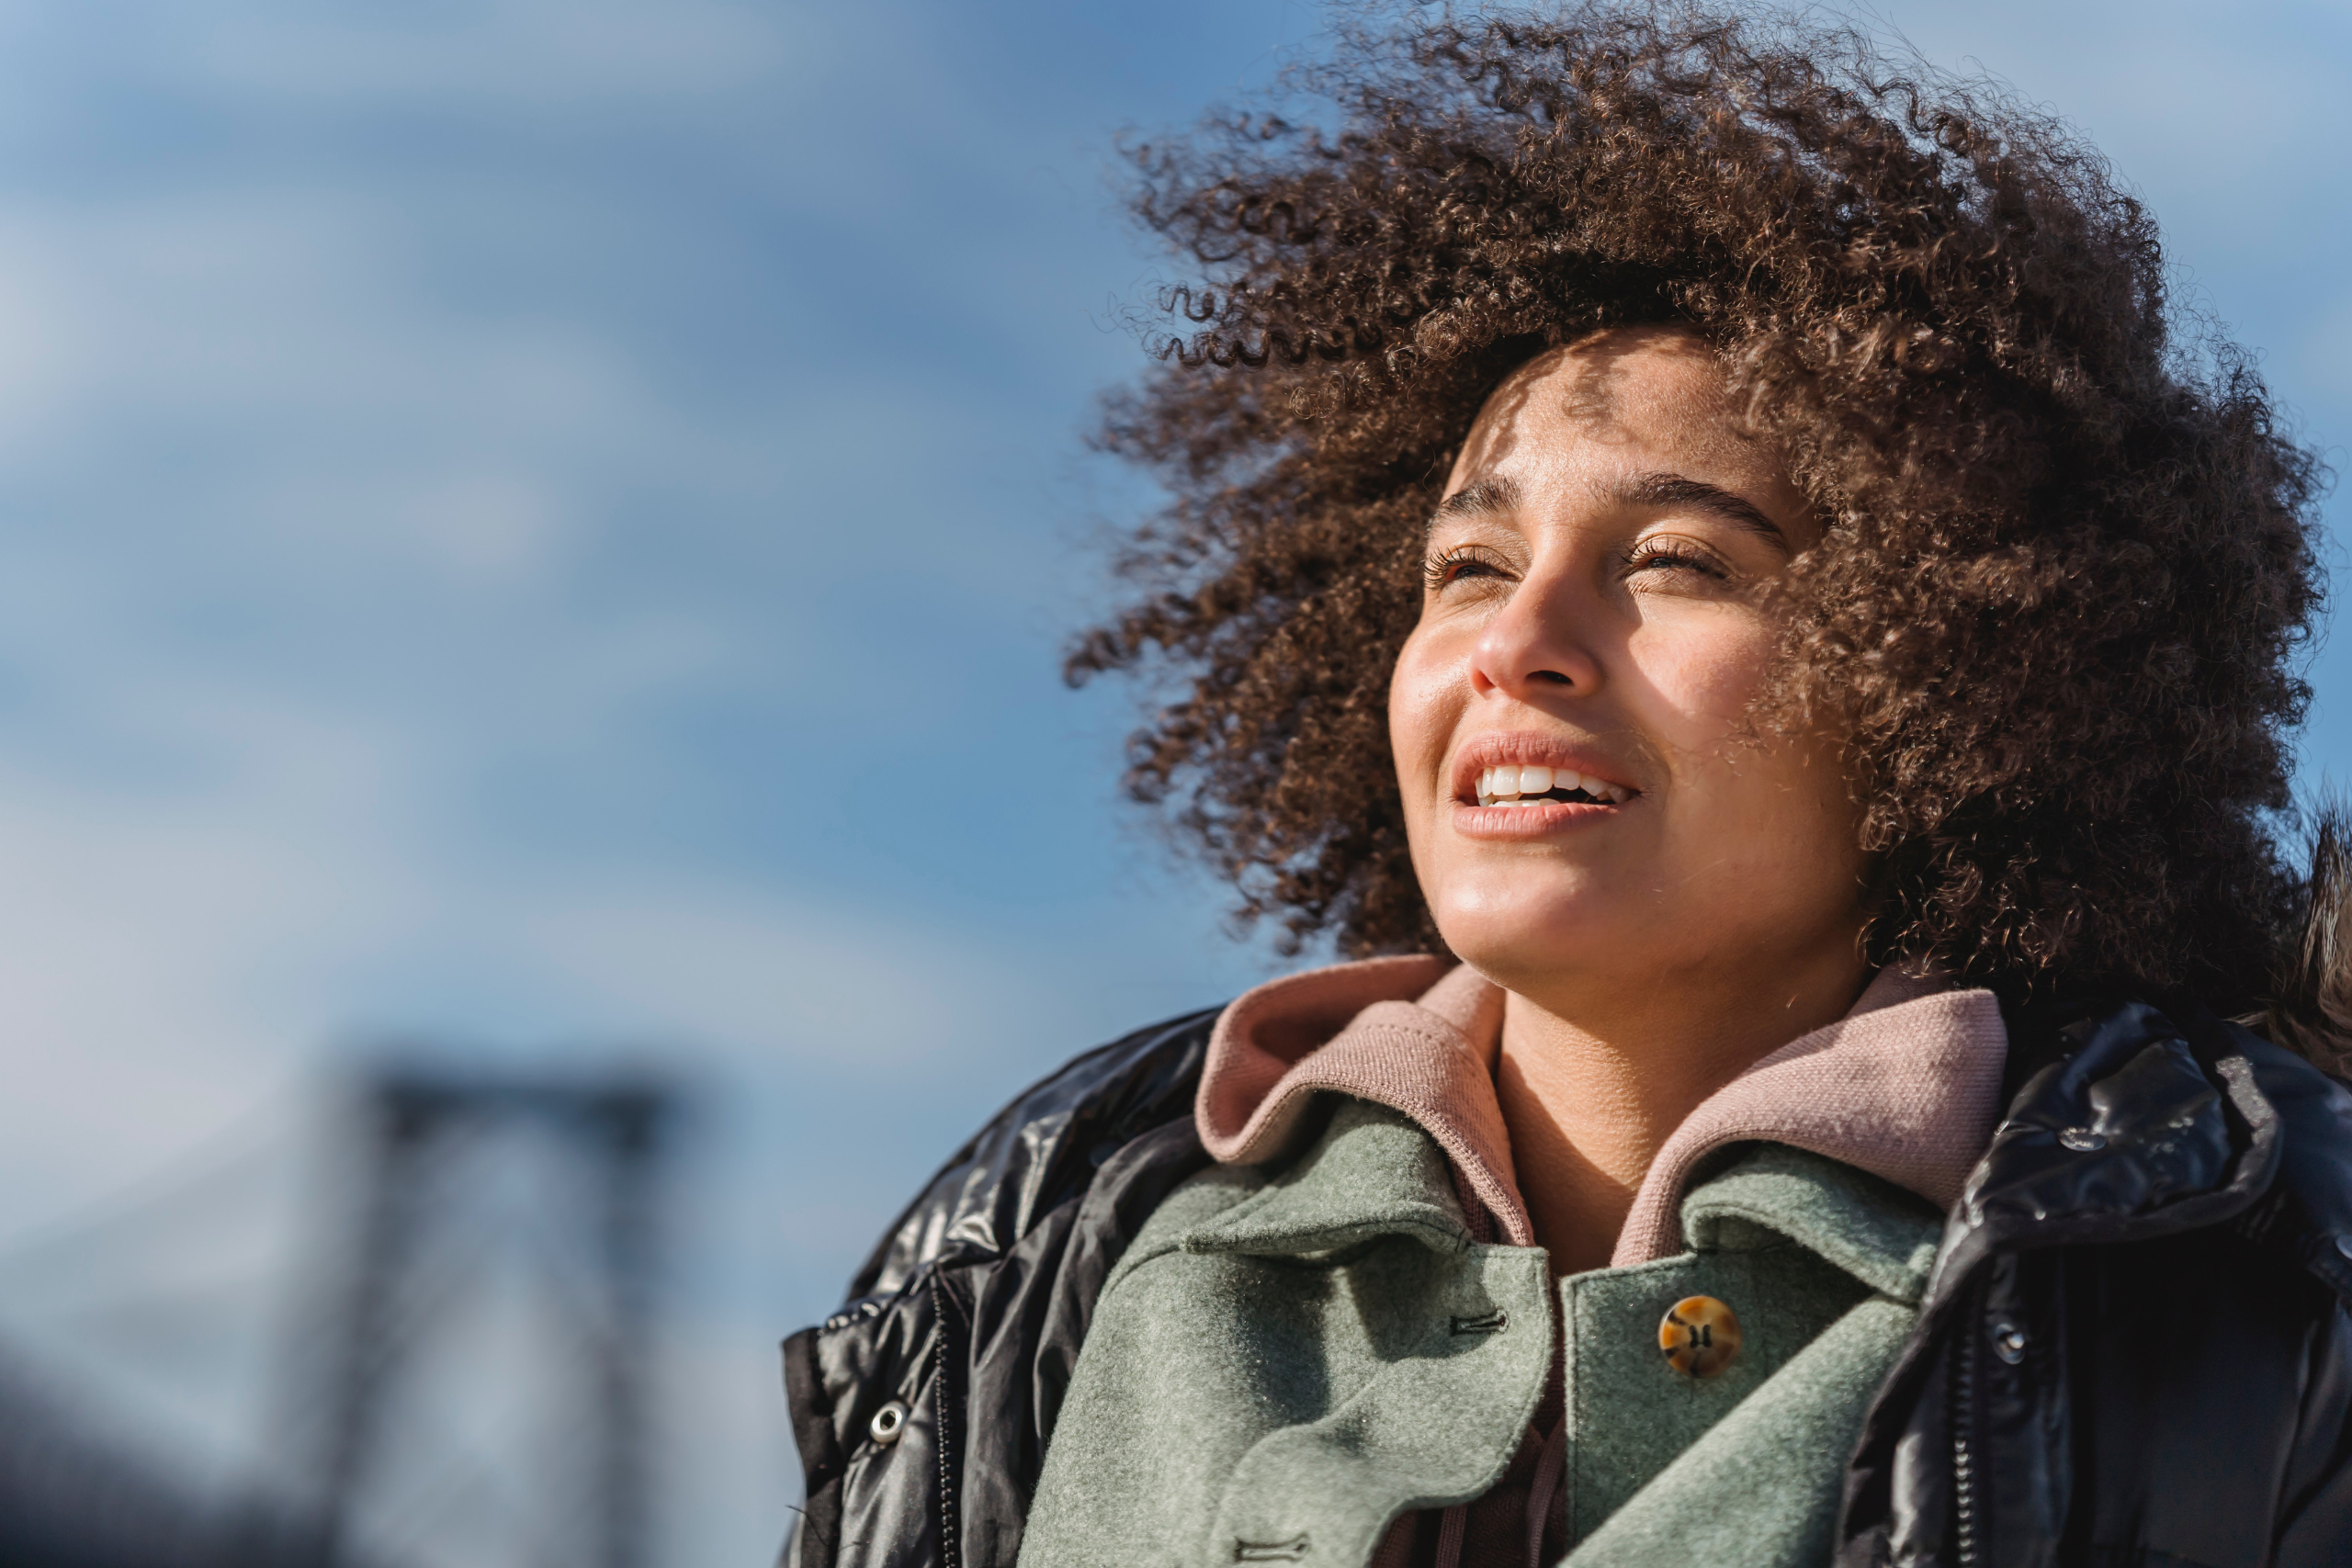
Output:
[509, 878, 1073, 1064]
[180, 0, 808, 107]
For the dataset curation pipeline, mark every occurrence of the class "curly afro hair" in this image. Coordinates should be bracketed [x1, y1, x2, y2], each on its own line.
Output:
[1067, 3, 2328, 1014]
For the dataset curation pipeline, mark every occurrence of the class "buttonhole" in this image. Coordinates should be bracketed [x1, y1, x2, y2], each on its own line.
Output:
[1235, 1534, 1310, 1562]
[1450, 1310, 1508, 1336]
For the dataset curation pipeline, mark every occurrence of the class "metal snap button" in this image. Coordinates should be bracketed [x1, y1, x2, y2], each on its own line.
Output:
[2058, 1127, 2107, 1152]
[869, 1400, 909, 1446]
[1992, 1322, 2028, 1365]
[1659, 1295, 1742, 1379]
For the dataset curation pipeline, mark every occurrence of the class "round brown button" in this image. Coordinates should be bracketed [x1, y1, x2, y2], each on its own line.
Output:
[1659, 1295, 1743, 1378]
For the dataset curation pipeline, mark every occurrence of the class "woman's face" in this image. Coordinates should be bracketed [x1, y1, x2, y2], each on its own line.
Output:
[1390, 330, 1871, 1015]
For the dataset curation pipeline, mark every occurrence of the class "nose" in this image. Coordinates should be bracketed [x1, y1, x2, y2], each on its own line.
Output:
[1468, 564, 1605, 701]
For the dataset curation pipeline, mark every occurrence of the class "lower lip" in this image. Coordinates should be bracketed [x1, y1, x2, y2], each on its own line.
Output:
[1450, 798, 1627, 839]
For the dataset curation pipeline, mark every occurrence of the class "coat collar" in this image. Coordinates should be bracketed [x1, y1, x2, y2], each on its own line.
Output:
[1181, 1098, 1478, 1260]
[1199, 956, 2008, 1259]
[1181, 1096, 1947, 1306]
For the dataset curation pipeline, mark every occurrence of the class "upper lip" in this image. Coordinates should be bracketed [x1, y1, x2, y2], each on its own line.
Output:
[1449, 732, 1639, 803]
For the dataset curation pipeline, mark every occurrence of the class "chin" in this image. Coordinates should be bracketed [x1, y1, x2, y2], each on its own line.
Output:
[1430, 899, 1612, 993]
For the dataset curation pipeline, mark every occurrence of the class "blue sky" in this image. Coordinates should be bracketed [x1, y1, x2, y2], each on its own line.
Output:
[0, 1, 2345, 1563]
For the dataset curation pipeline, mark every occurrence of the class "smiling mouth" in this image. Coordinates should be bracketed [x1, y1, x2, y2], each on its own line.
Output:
[1473, 764, 1634, 807]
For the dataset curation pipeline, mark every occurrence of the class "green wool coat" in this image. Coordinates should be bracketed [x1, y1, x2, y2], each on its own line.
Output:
[1018, 1097, 1946, 1568]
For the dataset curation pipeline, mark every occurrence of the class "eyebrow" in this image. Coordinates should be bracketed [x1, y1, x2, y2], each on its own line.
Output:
[1427, 470, 1792, 550]
[1425, 476, 1522, 533]
[1613, 472, 1788, 548]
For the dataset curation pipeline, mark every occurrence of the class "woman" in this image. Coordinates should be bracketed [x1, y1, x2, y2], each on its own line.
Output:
[780, 9, 2352, 1566]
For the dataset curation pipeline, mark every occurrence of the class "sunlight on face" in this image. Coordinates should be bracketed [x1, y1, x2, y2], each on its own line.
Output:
[1388, 328, 1871, 1016]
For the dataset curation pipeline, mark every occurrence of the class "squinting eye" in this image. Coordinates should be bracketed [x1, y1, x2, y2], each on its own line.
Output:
[1624, 542, 1728, 580]
[1424, 547, 1508, 592]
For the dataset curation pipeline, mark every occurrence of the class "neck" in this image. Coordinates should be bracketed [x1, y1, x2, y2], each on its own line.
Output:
[1494, 952, 1869, 1275]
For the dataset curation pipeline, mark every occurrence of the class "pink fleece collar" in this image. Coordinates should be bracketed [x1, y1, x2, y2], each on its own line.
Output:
[1196, 958, 2008, 1264]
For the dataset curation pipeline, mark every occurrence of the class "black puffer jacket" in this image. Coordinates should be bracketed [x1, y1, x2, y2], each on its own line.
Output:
[779, 997, 2352, 1568]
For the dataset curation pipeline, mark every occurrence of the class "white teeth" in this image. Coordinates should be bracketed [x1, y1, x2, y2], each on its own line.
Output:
[1471, 761, 1634, 806]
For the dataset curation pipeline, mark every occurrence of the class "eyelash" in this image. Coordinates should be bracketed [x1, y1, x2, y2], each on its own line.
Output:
[1621, 539, 1729, 579]
[1421, 539, 1728, 592]
[1422, 546, 1506, 593]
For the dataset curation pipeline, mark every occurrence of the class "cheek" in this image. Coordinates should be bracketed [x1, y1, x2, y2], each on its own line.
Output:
[1387, 624, 1460, 804]
[1638, 614, 1857, 827]
[1639, 620, 1863, 878]
[1631, 613, 1779, 741]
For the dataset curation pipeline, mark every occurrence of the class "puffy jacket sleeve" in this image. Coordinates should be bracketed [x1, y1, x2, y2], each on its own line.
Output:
[2274, 1296, 2352, 1567]
[778, 1008, 1220, 1568]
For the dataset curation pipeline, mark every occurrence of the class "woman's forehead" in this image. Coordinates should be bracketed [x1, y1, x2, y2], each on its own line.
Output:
[1444, 331, 1773, 502]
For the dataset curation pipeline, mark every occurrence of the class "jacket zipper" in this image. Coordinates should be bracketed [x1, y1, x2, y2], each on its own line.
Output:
[932, 1270, 968, 1568]
[1950, 1278, 1985, 1568]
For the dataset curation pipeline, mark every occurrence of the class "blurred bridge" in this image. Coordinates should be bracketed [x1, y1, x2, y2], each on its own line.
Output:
[0, 1059, 683, 1568]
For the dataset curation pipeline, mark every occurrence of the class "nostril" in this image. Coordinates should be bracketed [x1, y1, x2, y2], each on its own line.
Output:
[1531, 669, 1575, 685]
